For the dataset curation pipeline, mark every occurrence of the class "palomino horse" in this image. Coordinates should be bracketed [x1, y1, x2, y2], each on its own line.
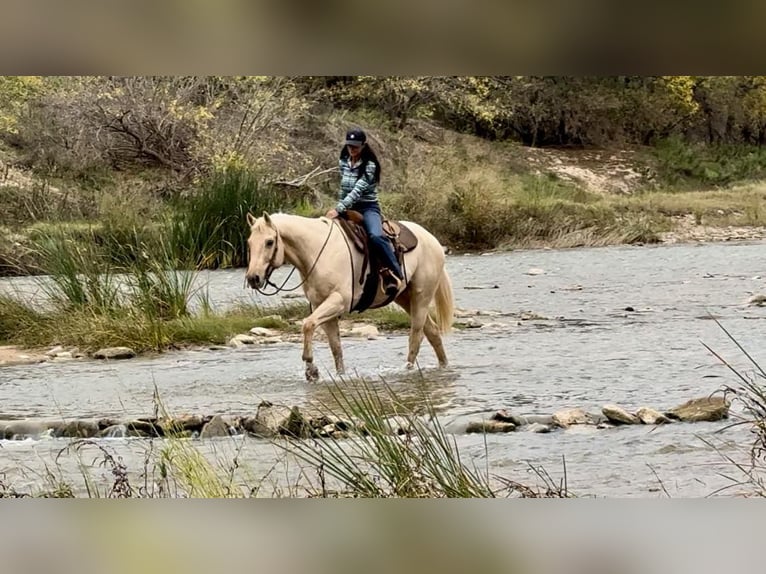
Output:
[245, 211, 455, 381]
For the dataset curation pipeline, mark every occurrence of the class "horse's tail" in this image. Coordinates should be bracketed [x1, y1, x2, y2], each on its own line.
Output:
[432, 266, 455, 334]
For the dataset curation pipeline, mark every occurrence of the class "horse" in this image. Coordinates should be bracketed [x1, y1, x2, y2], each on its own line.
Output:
[245, 211, 455, 382]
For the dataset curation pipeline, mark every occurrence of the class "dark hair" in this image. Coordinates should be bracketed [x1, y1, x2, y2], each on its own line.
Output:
[340, 139, 381, 184]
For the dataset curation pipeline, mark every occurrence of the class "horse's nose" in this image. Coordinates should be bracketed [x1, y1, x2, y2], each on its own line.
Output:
[247, 274, 260, 289]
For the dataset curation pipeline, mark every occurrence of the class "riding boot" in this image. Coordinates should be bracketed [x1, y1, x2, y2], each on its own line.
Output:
[380, 267, 403, 297]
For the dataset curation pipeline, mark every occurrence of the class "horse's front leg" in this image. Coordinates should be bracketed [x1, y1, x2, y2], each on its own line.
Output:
[321, 317, 345, 375]
[301, 292, 346, 382]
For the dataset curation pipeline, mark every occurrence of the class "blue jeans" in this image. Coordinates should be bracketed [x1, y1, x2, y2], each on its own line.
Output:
[356, 203, 403, 279]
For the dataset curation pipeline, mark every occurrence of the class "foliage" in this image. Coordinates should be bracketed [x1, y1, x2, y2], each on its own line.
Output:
[7, 76, 311, 182]
[652, 136, 766, 186]
[0, 76, 46, 135]
[169, 166, 289, 270]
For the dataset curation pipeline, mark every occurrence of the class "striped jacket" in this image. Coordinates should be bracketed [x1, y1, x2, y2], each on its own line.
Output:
[336, 157, 378, 213]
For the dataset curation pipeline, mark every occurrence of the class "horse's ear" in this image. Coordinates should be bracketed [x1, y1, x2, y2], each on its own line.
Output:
[246, 212, 256, 227]
[263, 211, 272, 227]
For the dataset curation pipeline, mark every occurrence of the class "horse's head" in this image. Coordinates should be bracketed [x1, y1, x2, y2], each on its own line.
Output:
[245, 211, 284, 290]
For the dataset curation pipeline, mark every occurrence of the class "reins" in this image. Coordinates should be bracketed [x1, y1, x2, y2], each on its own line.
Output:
[252, 218, 337, 297]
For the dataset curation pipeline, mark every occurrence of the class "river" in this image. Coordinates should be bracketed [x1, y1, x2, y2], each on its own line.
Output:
[1, 240, 765, 497]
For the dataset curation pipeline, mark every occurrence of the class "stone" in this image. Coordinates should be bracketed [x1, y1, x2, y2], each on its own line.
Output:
[491, 410, 526, 426]
[526, 423, 551, 433]
[55, 420, 99, 438]
[318, 423, 337, 437]
[249, 403, 309, 438]
[343, 324, 379, 340]
[280, 407, 310, 438]
[249, 326, 277, 337]
[93, 347, 136, 360]
[161, 414, 206, 435]
[0, 420, 54, 439]
[466, 421, 516, 434]
[200, 414, 232, 438]
[524, 414, 555, 425]
[552, 407, 593, 428]
[124, 419, 163, 437]
[239, 415, 274, 438]
[526, 268, 545, 275]
[228, 334, 257, 347]
[748, 294, 766, 306]
[636, 407, 671, 425]
[251, 403, 292, 436]
[666, 396, 730, 422]
[602, 404, 639, 425]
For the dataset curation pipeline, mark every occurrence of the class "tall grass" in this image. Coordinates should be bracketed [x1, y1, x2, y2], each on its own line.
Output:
[31, 225, 122, 312]
[281, 377, 498, 498]
[2, 223, 209, 351]
[697, 319, 766, 496]
[169, 167, 287, 270]
[0, 294, 41, 341]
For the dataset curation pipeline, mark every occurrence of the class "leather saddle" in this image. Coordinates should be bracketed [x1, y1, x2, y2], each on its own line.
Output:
[335, 209, 418, 312]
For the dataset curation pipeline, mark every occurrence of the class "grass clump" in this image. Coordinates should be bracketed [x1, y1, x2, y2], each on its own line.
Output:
[169, 167, 292, 270]
[282, 377, 499, 498]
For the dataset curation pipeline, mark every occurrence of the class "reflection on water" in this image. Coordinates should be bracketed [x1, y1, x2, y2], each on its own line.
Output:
[301, 367, 461, 418]
[1, 240, 766, 496]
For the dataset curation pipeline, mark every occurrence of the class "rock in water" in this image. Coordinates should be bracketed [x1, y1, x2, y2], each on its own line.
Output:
[636, 407, 671, 425]
[666, 396, 730, 422]
[491, 409, 526, 426]
[93, 347, 136, 360]
[200, 414, 231, 438]
[552, 407, 592, 428]
[465, 421, 516, 434]
[602, 404, 639, 425]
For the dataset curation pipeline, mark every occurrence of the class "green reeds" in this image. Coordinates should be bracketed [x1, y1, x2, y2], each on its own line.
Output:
[169, 167, 287, 270]
[280, 376, 497, 498]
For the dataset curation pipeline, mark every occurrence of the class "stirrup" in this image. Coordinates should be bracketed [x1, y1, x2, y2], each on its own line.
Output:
[380, 268, 402, 296]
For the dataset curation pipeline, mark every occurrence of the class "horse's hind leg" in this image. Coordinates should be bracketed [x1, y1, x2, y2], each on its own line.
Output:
[321, 317, 345, 375]
[396, 290, 448, 368]
[423, 317, 448, 367]
[301, 292, 346, 382]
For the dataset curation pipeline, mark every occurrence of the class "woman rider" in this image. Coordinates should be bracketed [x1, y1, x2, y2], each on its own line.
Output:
[325, 128, 404, 296]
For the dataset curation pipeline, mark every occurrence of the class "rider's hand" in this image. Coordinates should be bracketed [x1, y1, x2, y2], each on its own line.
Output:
[325, 209, 339, 219]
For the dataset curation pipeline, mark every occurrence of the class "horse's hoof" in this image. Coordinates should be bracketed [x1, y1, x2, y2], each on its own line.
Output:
[406, 362, 415, 370]
[305, 364, 319, 382]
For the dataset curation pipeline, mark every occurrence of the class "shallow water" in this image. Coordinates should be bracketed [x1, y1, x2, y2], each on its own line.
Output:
[1, 240, 765, 497]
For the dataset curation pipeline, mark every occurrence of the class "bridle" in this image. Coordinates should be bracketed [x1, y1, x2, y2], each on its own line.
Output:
[250, 218, 338, 296]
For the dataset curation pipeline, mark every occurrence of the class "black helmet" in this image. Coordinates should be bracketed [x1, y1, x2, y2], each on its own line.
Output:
[345, 128, 367, 146]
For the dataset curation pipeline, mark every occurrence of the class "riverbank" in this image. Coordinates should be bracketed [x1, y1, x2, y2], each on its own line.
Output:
[4, 118, 766, 276]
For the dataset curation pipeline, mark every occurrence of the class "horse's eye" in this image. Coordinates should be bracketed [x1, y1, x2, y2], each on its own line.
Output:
[265, 239, 275, 248]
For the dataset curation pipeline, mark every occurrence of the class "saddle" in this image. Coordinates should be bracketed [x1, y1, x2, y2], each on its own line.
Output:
[336, 209, 419, 312]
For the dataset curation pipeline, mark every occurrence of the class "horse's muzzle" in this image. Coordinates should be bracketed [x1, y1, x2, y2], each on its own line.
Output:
[246, 274, 261, 289]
